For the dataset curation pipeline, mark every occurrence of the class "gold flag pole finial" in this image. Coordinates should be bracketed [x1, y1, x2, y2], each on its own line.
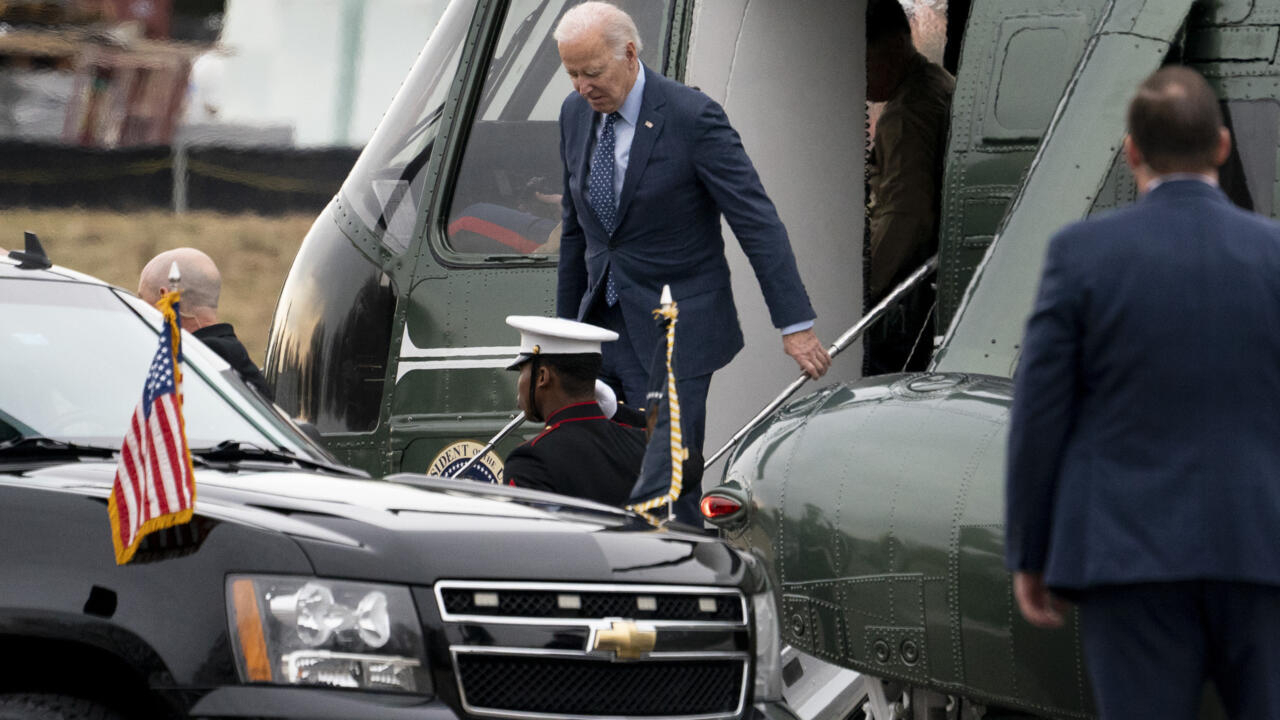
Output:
[627, 284, 684, 525]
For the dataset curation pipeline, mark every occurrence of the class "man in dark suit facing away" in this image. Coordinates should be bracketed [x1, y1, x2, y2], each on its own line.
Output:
[551, 2, 831, 486]
[1006, 66, 1280, 718]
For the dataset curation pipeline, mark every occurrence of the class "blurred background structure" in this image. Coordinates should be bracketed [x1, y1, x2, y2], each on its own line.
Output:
[867, 0, 948, 137]
[0, 0, 448, 147]
[0, 0, 446, 361]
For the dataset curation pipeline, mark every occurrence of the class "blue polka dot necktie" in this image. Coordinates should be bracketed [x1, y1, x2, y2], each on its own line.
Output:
[589, 112, 621, 306]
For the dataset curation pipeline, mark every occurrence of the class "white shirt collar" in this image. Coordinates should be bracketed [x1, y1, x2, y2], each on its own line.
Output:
[1145, 172, 1218, 193]
[608, 62, 644, 127]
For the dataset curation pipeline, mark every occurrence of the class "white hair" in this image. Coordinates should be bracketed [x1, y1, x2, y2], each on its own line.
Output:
[553, 2, 642, 58]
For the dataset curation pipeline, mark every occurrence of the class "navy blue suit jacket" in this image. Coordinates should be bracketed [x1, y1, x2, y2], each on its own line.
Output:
[1006, 180, 1280, 589]
[556, 66, 815, 379]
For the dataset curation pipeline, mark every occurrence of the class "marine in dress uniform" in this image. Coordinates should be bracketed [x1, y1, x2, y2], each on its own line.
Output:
[503, 316, 645, 506]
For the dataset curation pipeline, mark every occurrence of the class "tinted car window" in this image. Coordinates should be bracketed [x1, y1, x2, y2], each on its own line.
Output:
[1, 278, 310, 454]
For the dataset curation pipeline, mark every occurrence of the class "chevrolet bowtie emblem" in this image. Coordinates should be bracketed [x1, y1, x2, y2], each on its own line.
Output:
[592, 620, 657, 660]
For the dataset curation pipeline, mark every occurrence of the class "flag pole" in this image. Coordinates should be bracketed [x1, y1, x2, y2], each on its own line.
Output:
[109, 259, 198, 565]
[659, 286, 679, 524]
[703, 255, 938, 470]
[625, 284, 683, 524]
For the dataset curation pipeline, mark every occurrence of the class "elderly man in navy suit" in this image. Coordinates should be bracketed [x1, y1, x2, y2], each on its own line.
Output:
[552, 2, 830, 482]
[1006, 66, 1280, 718]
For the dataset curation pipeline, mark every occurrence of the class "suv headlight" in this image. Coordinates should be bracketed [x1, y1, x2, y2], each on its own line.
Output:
[227, 575, 429, 693]
[752, 589, 783, 701]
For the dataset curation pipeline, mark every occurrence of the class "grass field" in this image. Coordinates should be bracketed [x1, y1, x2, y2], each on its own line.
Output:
[3, 208, 314, 364]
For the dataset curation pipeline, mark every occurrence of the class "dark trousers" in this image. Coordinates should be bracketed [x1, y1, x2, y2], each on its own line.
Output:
[596, 302, 711, 452]
[596, 302, 711, 526]
[1077, 581, 1280, 719]
[864, 283, 934, 375]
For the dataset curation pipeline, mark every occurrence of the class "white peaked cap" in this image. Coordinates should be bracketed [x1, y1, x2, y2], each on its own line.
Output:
[505, 315, 619, 369]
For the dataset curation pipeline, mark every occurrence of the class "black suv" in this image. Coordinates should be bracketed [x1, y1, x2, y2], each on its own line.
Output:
[0, 252, 795, 720]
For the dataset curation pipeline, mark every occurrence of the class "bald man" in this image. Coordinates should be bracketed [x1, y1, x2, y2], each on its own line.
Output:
[138, 248, 272, 399]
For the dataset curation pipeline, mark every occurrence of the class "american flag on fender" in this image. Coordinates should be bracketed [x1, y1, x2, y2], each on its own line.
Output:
[108, 291, 196, 565]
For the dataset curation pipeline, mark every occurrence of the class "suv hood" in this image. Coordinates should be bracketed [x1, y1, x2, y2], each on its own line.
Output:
[5, 463, 750, 589]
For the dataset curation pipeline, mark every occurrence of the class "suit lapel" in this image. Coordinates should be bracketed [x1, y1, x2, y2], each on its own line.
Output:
[574, 105, 594, 197]
[615, 68, 665, 235]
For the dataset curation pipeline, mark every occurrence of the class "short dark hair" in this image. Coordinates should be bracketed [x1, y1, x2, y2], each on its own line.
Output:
[542, 353, 601, 397]
[1127, 66, 1224, 173]
[867, 0, 911, 47]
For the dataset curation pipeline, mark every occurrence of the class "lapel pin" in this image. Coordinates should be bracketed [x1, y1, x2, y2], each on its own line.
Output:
[644, 120, 654, 129]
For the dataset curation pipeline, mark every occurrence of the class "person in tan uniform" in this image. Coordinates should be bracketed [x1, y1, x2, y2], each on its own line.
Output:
[865, 0, 955, 374]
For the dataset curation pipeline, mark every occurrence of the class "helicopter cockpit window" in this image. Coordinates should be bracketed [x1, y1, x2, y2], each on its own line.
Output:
[342, 0, 469, 254]
[442, 0, 671, 261]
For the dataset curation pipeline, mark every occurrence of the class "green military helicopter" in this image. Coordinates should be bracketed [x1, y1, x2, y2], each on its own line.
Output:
[266, 0, 1267, 716]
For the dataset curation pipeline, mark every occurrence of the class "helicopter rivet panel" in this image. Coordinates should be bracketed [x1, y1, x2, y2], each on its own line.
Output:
[937, 0, 1194, 376]
[900, 638, 920, 665]
[864, 627, 929, 678]
[957, 522, 1088, 713]
[872, 639, 890, 664]
[1191, 0, 1255, 25]
[722, 374, 1089, 710]
[1185, 25, 1278, 61]
[936, 0, 1107, 328]
[890, 372, 977, 399]
[780, 593, 845, 667]
[788, 612, 806, 638]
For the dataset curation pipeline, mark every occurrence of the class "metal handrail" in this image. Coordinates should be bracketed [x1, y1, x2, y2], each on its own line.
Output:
[446, 255, 937, 480]
[703, 255, 938, 469]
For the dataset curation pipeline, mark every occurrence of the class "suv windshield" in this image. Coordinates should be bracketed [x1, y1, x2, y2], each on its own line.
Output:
[1, 278, 313, 456]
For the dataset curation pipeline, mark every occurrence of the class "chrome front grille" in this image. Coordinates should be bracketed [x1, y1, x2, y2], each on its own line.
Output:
[435, 581, 751, 719]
